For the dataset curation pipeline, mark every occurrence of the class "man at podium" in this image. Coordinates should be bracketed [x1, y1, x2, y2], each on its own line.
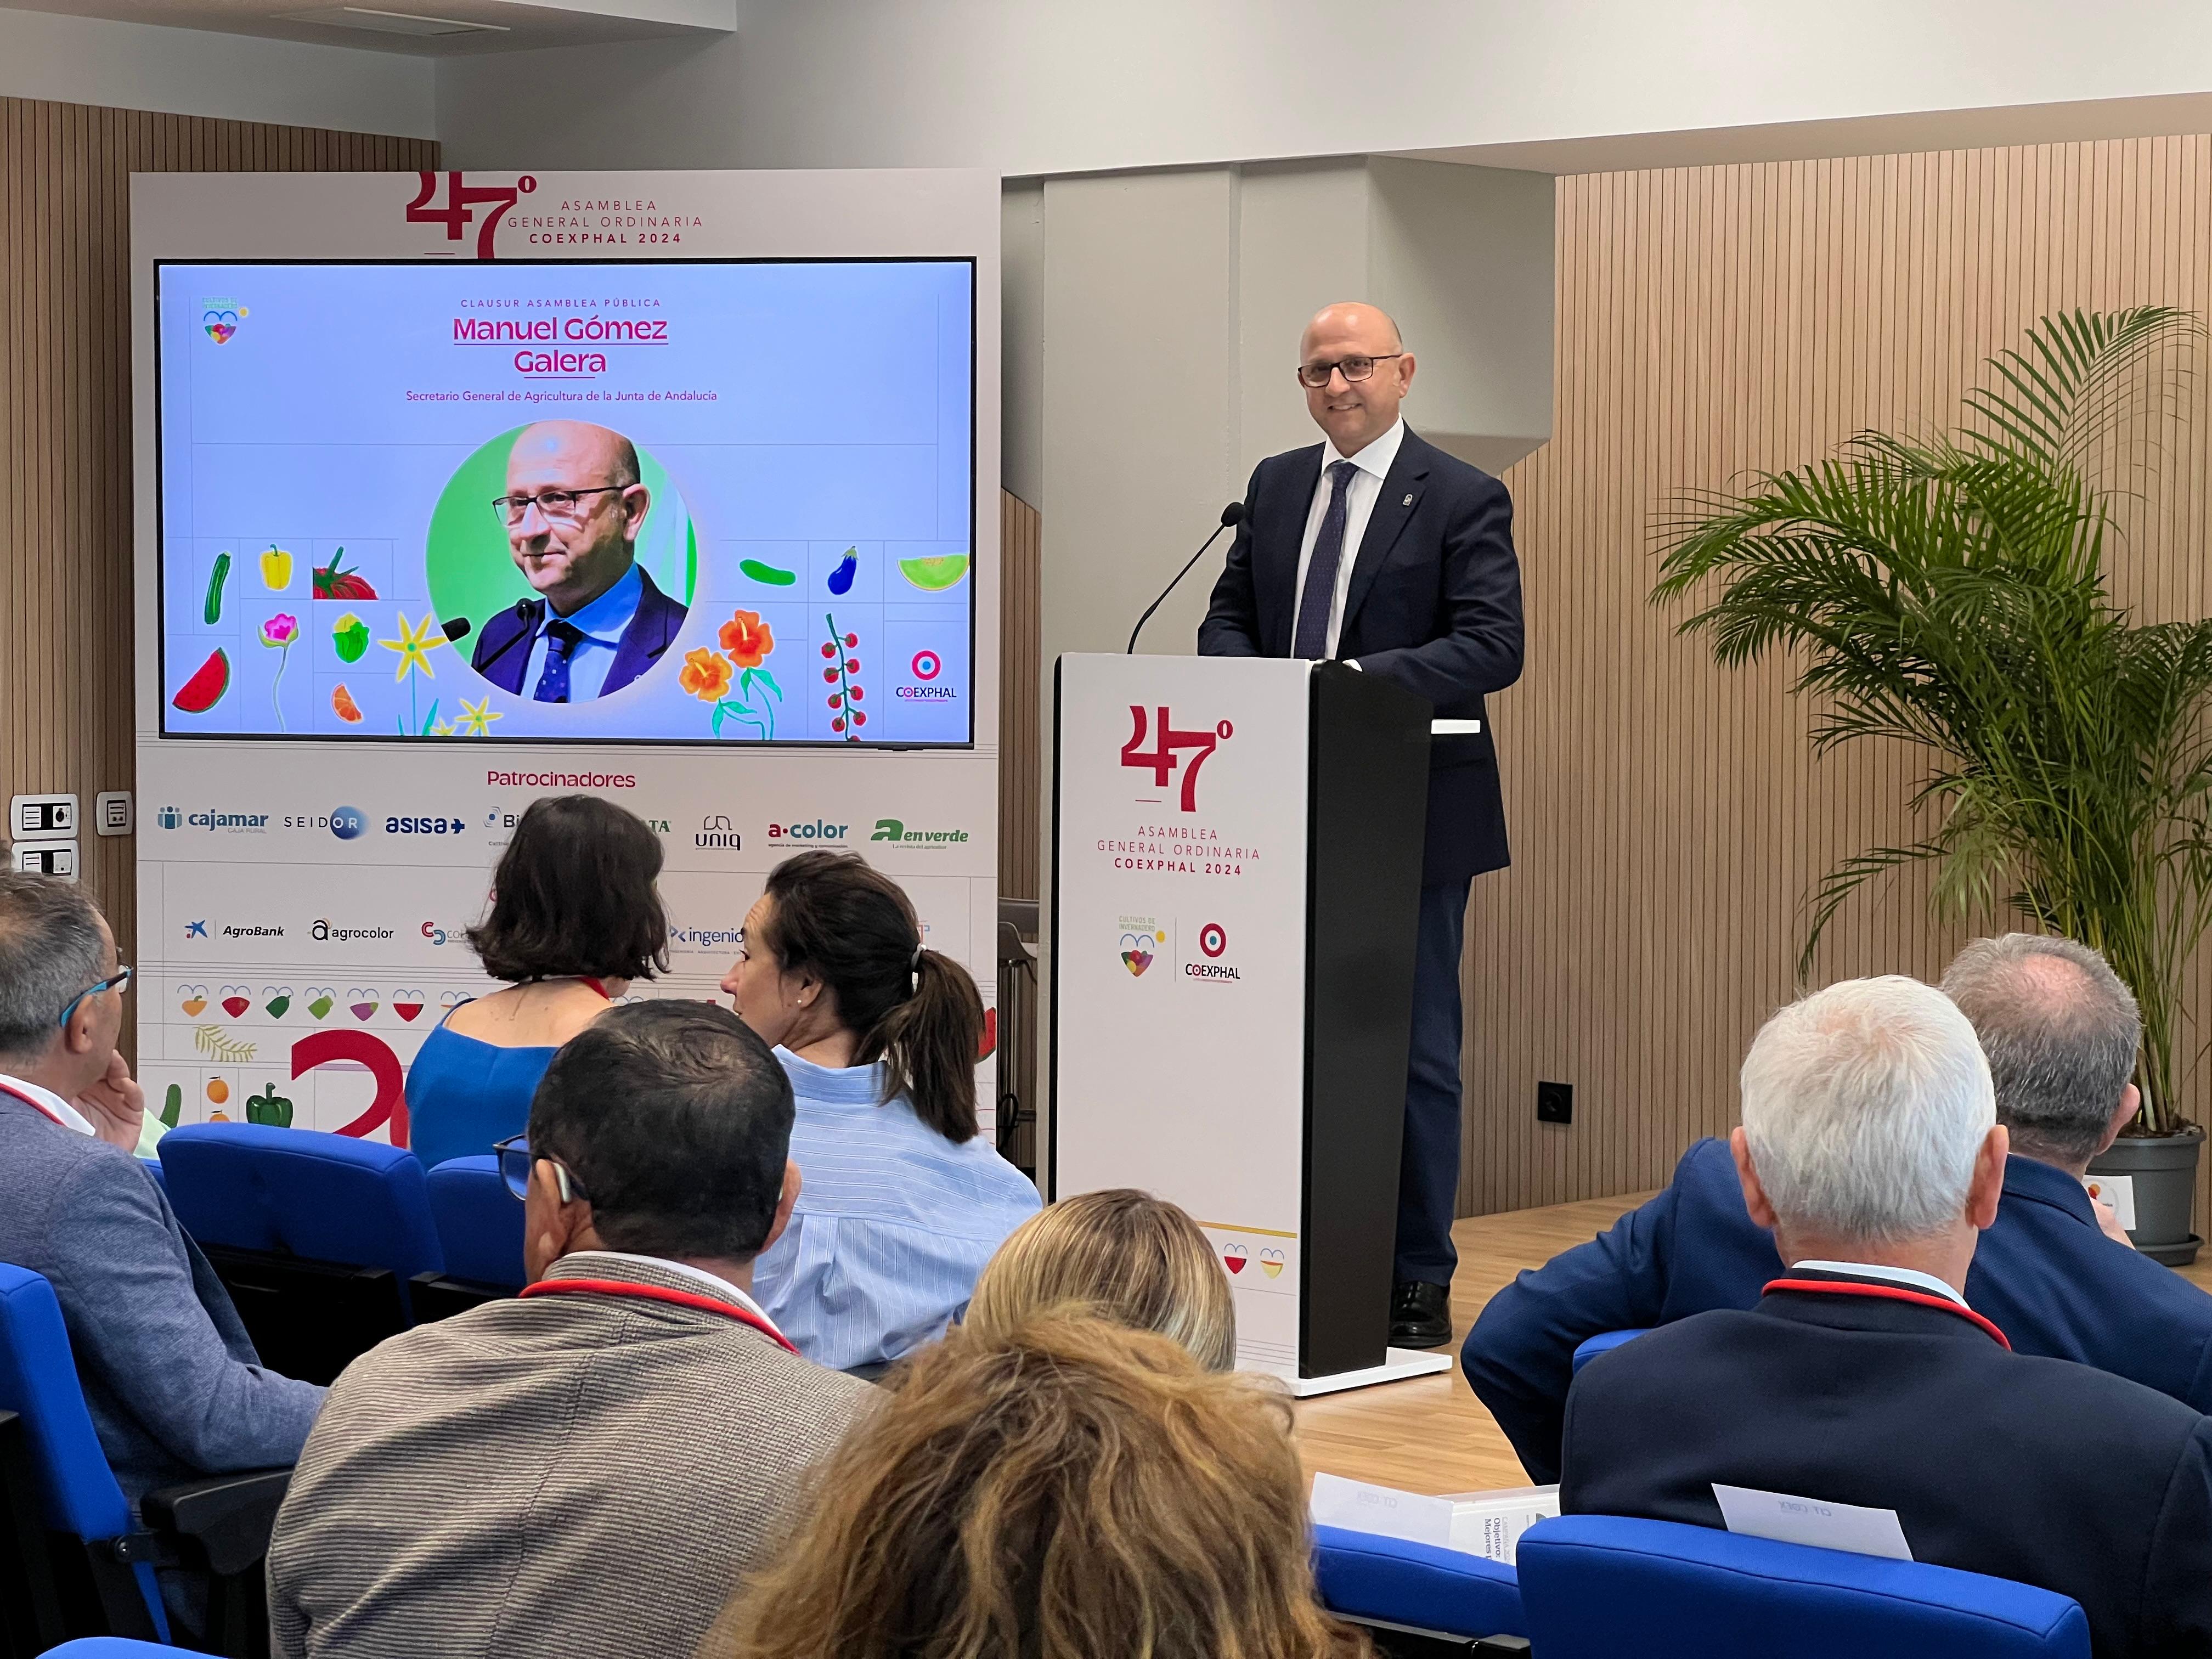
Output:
[1198, 302, 1525, 1349]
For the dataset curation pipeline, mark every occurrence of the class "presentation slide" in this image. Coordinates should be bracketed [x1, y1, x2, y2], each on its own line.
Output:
[155, 258, 974, 746]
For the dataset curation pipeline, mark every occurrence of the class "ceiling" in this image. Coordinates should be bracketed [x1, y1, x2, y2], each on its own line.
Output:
[0, 0, 731, 54]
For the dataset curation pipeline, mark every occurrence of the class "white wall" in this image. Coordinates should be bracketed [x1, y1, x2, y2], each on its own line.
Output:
[441, 0, 2212, 176]
[0, 6, 433, 137]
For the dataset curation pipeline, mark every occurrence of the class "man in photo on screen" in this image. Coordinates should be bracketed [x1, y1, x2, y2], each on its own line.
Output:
[471, 419, 687, 702]
[1462, 933, 2212, 1485]
[1560, 975, 2212, 1658]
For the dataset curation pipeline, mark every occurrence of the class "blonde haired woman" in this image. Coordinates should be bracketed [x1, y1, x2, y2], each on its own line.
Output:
[968, 1188, 1236, 1370]
[709, 1315, 1367, 1659]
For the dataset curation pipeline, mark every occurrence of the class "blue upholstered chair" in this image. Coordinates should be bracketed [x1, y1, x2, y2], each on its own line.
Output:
[159, 1123, 444, 1383]
[40, 1642, 184, 1656]
[1569, 1328, 1649, 1374]
[1516, 1514, 2090, 1658]
[411, 1154, 528, 1321]
[0, 1264, 290, 1656]
[1312, 1524, 1528, 1652]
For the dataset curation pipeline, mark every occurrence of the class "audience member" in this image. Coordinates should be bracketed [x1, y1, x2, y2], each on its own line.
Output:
[0, 873, 324, 1627]
[707, 1314, 1368, 1659]
[1464, 932, 2212, 1481]
[969, 1187, 1236, 1370]
[267, 1001, 873, 1659]
[1562, 975, 2212, 1656]
[723, 850, 1040, 1372]
[405, 793, 667, 1168]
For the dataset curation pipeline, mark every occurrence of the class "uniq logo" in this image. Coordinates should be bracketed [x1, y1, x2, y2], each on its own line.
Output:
[405, 170, 537, 261]
[696, 814, 742, 850]
[1121, 706, 1233, 812]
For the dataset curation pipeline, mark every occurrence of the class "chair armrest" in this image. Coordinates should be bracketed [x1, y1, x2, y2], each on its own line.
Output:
[142, 1466, 293, 1576]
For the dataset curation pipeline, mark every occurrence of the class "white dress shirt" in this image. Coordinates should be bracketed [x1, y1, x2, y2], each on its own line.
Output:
[0, 1070, 94, 1136]
[522, 561, 644, 703]
[562, 1249, 788, 1339]
[1792, 1259, 1968, 1307]
[1291, 417, 1406, 659]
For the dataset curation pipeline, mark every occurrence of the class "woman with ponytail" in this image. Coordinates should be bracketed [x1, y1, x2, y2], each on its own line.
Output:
[721, 850, 1040, 1373]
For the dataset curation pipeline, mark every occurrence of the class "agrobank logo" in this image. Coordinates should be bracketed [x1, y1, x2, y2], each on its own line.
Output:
[1121, 706, 1233, 812]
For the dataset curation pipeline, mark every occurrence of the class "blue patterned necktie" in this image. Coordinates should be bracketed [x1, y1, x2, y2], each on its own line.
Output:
[533, 619, 586, 703]
[1293, 460, 1359, 659]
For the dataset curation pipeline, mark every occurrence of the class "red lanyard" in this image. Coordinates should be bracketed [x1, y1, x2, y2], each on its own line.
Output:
[1765, 1277, 2012, 1350]
[517, 1277, 797, 1353]
[0, 1081, 69, 1129]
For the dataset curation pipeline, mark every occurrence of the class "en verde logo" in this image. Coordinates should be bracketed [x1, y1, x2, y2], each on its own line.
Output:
[869, 818, 969, 847]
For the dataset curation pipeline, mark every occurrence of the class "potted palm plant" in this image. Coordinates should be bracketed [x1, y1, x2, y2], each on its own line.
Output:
[1651, 307, 2212, 1265]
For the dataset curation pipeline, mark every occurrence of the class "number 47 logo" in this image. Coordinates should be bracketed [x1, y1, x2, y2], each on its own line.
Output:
[1121, 706, 1233, 812]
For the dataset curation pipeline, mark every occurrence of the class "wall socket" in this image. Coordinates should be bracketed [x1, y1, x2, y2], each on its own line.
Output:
[1537, 1081, 1574, 1125]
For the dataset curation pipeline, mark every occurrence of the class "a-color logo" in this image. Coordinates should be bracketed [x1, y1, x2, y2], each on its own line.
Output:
[768, 820, 848, 841]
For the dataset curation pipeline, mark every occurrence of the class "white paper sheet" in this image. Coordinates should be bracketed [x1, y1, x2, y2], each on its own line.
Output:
[1712, 1483, 1914, 1561]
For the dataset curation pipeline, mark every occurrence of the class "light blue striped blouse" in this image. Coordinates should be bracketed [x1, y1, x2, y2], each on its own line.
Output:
[752, 1048, 1042, 1373]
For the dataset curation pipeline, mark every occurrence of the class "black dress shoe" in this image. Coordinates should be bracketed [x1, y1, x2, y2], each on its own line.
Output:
[1389, 1279, 1453, 1349]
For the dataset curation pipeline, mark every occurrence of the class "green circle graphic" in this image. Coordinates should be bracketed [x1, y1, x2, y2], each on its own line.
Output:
[425, 425, 698, 662]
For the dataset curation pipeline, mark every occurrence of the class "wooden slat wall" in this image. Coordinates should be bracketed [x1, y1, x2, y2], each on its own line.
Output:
[998, 490, 1042, 901]
[1469, 136, 2212, 1218]
[1, 99, 437, 1047]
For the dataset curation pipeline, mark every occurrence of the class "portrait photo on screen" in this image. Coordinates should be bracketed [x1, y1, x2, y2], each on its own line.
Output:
[155, 257, 976, 747]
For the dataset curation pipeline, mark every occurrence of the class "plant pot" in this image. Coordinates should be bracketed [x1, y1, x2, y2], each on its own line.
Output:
[2087, 1125, 2204, 1267]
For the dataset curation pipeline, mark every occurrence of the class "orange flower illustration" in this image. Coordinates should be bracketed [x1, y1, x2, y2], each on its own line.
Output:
[719, 610, 774, 668]
[680, 647, 734, 702]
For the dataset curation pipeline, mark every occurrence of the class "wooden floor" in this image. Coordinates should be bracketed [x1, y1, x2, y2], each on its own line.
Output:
[1293, 1191, 2212, 1494]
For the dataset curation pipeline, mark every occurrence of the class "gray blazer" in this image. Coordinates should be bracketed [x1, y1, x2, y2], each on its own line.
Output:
[266, 1251, 876, 1659]
[0, 1094, 325, 1506]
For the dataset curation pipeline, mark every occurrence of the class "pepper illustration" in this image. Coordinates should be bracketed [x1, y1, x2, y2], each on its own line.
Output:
[260, 545, 294, 590]
[245, 1083, 294, 1128]
[203, 551, 232, 623]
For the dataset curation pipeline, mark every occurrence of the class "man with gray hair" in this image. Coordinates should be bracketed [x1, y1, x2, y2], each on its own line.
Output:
[0, 873, 323, 1624]
[1563, 976, 2212, 1656]
[1464, 931, 2212, 1483]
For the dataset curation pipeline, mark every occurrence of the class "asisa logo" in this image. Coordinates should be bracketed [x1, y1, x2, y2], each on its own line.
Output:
[200, 297, 247, 343]
[1121, 706, 1233, 812]
[385, 815, 465, 835]
[1185, 922, 1239, 983]
[768, 820, 848, 841]
[1118, 917, 1165, 978]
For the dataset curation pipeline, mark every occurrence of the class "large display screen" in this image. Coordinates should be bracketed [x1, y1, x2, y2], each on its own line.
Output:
[155, 258, 974, 746]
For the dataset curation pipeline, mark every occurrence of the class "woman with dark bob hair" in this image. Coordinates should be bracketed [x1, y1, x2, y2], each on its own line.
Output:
[406, 794, 667, 1168]
[722, 850, 1039, 1372]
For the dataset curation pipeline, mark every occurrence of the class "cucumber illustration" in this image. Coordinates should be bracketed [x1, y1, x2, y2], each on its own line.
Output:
[160, 1083, 182, 1129]
[739, 558, 797, 586]
[204, 551, 232, 624]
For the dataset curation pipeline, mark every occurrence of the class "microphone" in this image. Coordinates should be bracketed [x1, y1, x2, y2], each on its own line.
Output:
[469, 600, 540, 673]
[441, 617, 473, 645]
[1127, 502, 1245, 654]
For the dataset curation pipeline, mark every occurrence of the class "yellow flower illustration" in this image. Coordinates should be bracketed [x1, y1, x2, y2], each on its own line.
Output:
[380, 612, 450, 683]
[458, 697, 501, 736]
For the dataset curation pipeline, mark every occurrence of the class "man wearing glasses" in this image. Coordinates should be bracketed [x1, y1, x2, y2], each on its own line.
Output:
[470, 419, 689, 702]
[0, 873, 323, 1628]
[1199, 302, 1525, 1351]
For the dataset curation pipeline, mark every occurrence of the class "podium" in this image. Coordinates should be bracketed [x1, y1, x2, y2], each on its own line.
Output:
[1050, 653, 1449, 1392]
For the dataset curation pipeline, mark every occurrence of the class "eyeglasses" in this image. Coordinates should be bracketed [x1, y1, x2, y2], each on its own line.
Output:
[1296, 353, 1405, 390]
[492, 1134, 591, 1204]
[58, 966, 131, 1031]
[490, 484, 627, 526]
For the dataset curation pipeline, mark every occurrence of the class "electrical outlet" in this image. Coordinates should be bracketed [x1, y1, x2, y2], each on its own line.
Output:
[1537, 1081, 1573, 1125]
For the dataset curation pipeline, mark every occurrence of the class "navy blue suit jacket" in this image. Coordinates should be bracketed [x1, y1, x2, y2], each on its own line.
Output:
[1197, 427, 1524, 884]
[469, 564, 687, 698]
[1564, 1272, 2212, 1659]
[1465, 1137, 2212, 1483]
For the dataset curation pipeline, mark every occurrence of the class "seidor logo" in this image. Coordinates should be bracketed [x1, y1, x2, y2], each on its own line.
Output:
[1122, 707, 1233, 812]
[407, 170, 536, 261]
[768, 820, 848, 841]
[1185, 922, 1240, 982]
[280, 808, 366, 840]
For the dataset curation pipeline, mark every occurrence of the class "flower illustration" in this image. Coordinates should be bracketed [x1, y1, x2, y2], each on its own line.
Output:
[259, 613, 298, 647]
[458, 697, 501, 737]
[719, 610, 774, 668]
[681, 647, 735, 701]
[380, 612, 449, 683]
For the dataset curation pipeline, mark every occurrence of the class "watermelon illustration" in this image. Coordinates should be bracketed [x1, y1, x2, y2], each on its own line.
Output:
[172, 648, 230, 713]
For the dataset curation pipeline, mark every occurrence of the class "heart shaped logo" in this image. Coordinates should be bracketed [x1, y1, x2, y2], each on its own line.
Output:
[438, 990, 467, 1009]
[306, 988, 336, 1020]
[1223, 1244, 1248, 1275]
[1119, 930, 1161, 977]
[263, 986, 292, 1019]
[393, 990, 425, 1023]
[219, 984, 251, 1019]
[179, 983, 208, 1018]
[347, 988, 379, 1021]
[1259, 1248, 1286, 1280]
